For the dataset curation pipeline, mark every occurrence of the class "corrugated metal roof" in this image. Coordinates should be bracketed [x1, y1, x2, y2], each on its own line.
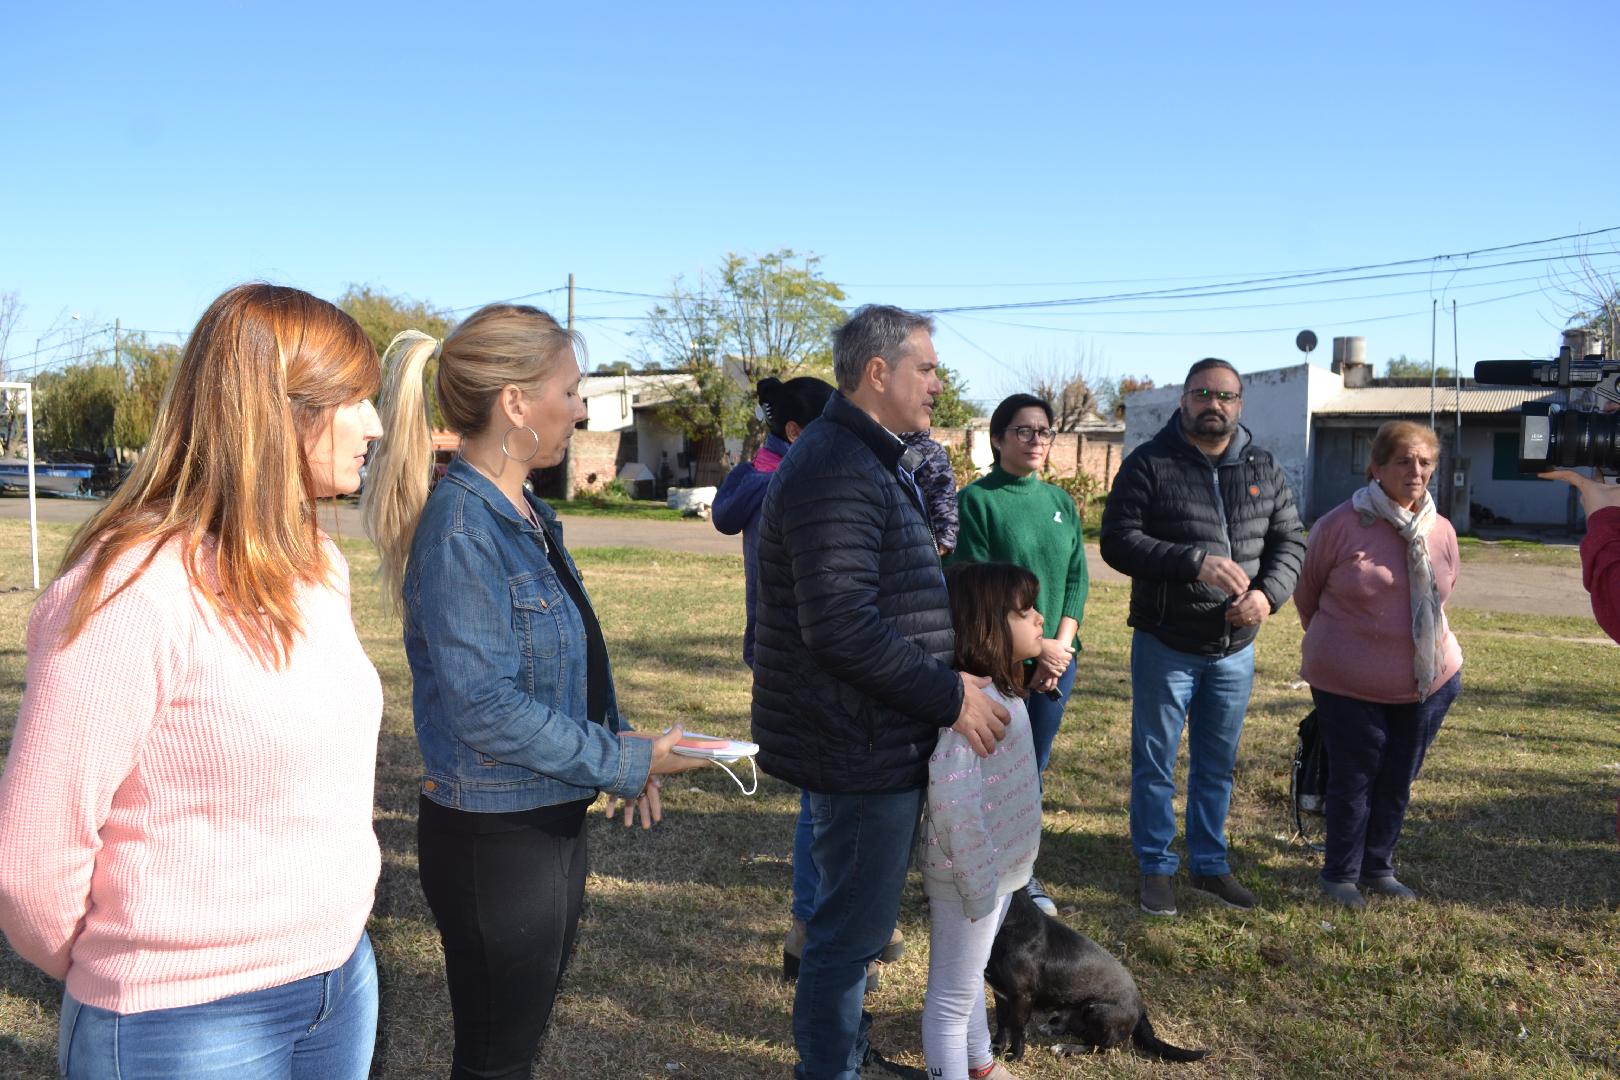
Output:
[1313, 387, 1558, 415]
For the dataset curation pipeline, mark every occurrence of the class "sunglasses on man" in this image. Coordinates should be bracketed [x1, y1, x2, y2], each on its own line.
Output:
[1184, 388, 1242, 403]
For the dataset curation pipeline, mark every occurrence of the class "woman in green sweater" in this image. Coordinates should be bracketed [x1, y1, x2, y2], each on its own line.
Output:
[946, 392, 1089, 915]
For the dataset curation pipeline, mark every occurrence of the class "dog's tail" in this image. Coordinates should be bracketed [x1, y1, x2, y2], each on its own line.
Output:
[1132, 1011, 1207, 1063]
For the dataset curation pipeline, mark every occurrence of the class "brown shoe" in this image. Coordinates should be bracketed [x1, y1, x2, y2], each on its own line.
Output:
[782, 918, 807, 980]
[784, 917, 882, 994]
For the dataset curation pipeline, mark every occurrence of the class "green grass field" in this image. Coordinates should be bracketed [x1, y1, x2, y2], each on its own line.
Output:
[0, 520, 1616, 1078]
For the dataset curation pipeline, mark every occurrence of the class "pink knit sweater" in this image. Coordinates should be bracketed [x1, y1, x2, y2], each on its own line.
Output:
[918, 686, 1041, 920]
[0, 538, 383, 1014]
[1295, 500, 1463, 704]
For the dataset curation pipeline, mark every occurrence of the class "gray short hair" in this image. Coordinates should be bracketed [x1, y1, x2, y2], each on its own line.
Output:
[832, 304, 936, 392]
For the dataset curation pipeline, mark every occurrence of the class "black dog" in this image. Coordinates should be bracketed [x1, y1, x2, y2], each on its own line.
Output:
[984, 889, 1207, 1062]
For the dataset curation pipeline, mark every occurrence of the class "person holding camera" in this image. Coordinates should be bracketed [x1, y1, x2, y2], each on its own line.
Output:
[1541, 468, 1620, 641]
[1294, 421, 1463, 909]
[1541, 467, 1620, 843]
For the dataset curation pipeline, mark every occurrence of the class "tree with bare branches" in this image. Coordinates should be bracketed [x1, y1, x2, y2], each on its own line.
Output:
[1543, 242, 1619, 355]
[0, 291, 22, 382]
[1008, 344, 1109, 430]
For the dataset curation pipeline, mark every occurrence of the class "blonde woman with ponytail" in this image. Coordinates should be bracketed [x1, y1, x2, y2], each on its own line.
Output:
[364, 304, 701, 1079]
[0, 284, 385, 1080]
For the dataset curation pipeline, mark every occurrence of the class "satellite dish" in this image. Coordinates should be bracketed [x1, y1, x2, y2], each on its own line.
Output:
[1296, 330, 1318, 355]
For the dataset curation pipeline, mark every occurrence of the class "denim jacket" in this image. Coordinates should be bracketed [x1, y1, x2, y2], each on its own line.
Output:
[404, 456, 653, 811]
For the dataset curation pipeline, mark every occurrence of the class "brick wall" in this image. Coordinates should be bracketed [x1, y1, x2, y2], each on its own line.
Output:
[929, 426, 1120, 489]
[568, 430, 626, 494]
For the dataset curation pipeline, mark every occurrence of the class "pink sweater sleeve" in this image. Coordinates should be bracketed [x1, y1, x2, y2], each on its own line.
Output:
[1294, 511, 1344, 630]
[0, 575, 180, 979]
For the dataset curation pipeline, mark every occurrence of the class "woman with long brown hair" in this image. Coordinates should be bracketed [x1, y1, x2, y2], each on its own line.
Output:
[364, 304, 701, 1080]
[0, 283, 386, 1079]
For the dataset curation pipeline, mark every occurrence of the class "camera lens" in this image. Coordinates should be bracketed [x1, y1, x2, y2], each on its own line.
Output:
[1550, 407, 1620, 471]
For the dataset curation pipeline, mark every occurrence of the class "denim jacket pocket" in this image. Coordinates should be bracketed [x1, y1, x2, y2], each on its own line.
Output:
[510, 574, 564, 661]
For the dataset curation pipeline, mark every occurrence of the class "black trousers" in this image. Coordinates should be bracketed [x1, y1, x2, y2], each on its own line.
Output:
[417, 795, 591, 1080]
[1312, 672, 1461, 884]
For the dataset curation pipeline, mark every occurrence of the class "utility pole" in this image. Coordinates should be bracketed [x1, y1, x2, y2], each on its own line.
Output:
[563, 273, 577, 501]
[113, 318, 121, 374]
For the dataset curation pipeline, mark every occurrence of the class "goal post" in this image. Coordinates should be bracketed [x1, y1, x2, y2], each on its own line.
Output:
[0, 381, 42, 589]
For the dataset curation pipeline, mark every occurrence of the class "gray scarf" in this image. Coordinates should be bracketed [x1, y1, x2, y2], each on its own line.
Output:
[1351, 480, 1444, 701]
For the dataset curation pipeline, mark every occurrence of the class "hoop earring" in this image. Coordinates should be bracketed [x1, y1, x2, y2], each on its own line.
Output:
[501, 425, 541, 464]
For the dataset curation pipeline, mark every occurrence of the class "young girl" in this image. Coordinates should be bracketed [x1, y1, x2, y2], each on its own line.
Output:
[921, 562, 1047, 1080]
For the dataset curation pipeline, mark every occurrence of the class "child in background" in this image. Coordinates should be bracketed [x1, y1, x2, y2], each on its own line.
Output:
[920, 562, 1046, 1080]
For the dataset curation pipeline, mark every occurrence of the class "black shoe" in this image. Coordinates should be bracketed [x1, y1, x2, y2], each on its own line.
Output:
[1190, 873, 1257, 910]
[857, 1047, 928, 1079]
[1139, 873, 1177, 917]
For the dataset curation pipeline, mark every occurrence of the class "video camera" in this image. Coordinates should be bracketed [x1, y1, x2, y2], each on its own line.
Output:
[1474, 341, 1620, 474]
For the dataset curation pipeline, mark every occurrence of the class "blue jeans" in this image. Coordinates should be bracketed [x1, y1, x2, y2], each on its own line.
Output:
[59, 933, 377, 1080]
[1026, 653, 1078, 776]
[791, 789, 818, 922]
[794, 787, 925, 1080]
[1313, 672, 1460, 883]
[1129, 631, 1255, 877]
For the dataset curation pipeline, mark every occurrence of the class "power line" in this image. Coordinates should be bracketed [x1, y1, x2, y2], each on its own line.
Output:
[917, 251, 1620, 315]
[947, 286, 1548, 338]
[444, 286, 568, 315]
[861, 225, 1620, 293]
[933, 264, 1620, 321]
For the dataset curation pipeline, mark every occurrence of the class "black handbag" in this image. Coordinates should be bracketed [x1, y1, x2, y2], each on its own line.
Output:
[1290, 709, 1329, 844]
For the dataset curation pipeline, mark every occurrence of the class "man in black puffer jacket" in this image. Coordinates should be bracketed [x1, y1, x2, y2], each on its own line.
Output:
[753, 304, 1009, 1080]
[1101, 357, 1304, 921]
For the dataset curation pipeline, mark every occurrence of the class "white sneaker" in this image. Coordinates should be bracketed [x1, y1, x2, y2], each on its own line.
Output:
[1024, 877, 1057, 917]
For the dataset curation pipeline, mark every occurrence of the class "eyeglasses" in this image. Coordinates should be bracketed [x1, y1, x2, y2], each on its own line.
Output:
[1009, 425, 1056, 444]
[1184, 388, 1242, 404]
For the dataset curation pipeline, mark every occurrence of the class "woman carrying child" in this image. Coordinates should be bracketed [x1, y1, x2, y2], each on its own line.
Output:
[919, 561, 1047, 1080]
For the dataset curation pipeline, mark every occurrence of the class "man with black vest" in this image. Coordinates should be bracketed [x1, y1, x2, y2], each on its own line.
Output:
[1101, 357, 1305, 918]
[752, 304, 1009, 1080]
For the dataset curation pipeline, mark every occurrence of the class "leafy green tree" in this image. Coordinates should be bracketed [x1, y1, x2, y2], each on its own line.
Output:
[112, 337, 181, 449]
[642, 249, 846, 447]
[338, 285, 456, 359]
[1385, 354, 1454, 380]
[338, 285, 457, 427]
[35, 362, 123, 452]
[931, 364, 978, 428]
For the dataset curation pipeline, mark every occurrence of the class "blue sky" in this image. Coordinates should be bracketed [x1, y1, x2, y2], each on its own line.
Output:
[3, 1, 1616, 405]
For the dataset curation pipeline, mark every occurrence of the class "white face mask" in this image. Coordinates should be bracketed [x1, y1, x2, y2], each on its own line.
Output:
[667, 729, 760, 795]
[704, 754, 758, 796]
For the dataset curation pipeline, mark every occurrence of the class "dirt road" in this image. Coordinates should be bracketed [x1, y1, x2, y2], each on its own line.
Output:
[0, 496, 1593, 618]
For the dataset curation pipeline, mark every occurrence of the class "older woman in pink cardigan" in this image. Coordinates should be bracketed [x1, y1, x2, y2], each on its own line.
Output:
[1295, 421, 1463, 910]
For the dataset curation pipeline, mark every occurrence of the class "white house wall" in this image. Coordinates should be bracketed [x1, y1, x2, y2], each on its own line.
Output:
[584, 390, 633, 431]
[1460, 426, 1576, 525]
